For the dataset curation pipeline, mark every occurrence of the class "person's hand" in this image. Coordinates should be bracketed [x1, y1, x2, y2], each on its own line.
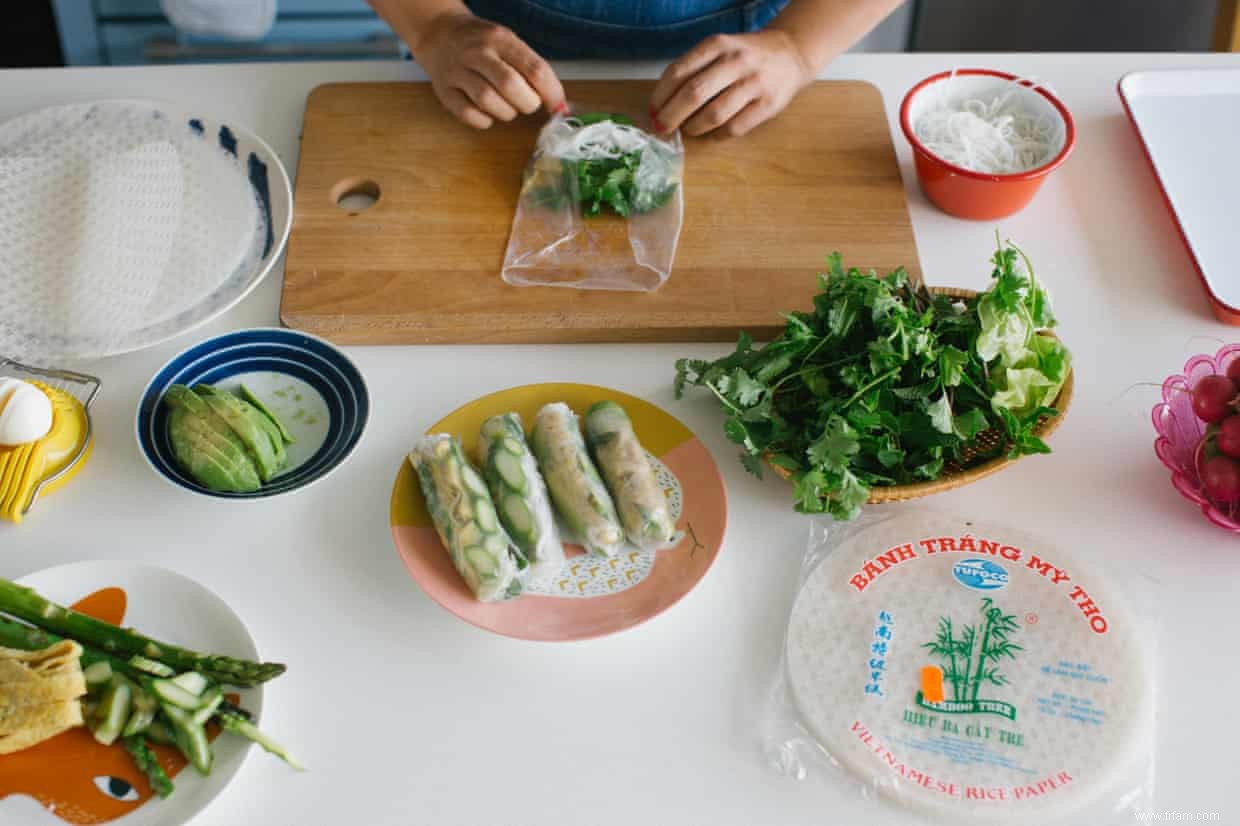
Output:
[650, 29, 812, 138]
[412, 12, 565, 129]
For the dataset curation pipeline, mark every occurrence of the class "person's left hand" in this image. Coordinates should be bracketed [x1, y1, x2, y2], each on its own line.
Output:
[650, 29, 812, 138]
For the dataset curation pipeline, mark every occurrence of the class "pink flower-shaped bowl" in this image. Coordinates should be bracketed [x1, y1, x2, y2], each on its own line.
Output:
[1152, 343, 1240, 532]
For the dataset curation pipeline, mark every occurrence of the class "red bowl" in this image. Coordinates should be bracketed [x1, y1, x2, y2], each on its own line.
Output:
[899, 69, 1076, 220]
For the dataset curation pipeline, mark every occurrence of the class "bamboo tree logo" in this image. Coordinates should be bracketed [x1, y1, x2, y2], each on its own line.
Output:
[918, 597, 1023, 719]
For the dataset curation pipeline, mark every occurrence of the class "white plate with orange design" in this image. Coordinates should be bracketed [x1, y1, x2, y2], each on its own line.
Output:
[0, 561, 262, 826]
[390, 383, 728, 641]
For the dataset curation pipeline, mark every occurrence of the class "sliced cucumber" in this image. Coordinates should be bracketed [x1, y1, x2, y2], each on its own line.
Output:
[128, 655, 175, 678]
[465, 546, 496, 578]
[162, 704, 213, 776]
[92, 678, 133, 746]
[483, 533, 506, 555]
[83, 661, 113, 687]
[170, 671, 209, 696]
[151, 678, 208, 710]
[457, 523, 483, 548]
[474, 498, 498, 531]
[492, 449, 526, 491]
[461, 466, 489, 498]
[190, 687, 224, 726]
[502, 494, 533, 535]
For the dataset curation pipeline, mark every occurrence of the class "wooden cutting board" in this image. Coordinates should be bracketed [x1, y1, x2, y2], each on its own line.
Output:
[280, 80, 920, 344]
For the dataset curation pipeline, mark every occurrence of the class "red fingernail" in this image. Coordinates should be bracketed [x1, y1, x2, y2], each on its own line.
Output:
[553, 101, 569, 115]
[652, 116, 665, 134]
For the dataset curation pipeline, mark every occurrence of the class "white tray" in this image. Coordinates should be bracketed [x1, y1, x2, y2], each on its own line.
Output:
[1119, 69, 1240, 322]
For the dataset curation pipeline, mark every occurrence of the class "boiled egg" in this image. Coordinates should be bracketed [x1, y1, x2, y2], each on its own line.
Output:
[0, 378, 53, 446]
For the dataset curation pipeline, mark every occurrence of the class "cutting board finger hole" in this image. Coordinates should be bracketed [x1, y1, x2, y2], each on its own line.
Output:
[332, 177, 380, 212]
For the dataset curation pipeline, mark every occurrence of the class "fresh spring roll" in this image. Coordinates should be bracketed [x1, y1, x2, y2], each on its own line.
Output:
[477, 413, 564, 582]
[410, 434, 526, 602]
[584, 401, 676, 549]
[530, 403, 624, 558]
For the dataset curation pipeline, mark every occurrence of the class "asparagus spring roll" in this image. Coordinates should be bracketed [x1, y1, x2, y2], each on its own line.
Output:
[584, 401, 676, 549]
[410, 434, 526, 602]
[477, 413, 564, 583]
[531, 403, 624, 558]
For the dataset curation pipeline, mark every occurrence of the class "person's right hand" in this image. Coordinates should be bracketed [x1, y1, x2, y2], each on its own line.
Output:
[412, 12, 565, 129]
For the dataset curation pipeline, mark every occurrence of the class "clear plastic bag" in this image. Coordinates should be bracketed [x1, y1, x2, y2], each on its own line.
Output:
[502, 107, 684, 292]
[764, 509, 1157, 825]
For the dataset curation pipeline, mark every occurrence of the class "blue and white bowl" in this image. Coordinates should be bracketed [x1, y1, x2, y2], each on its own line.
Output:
[137, 328, 369, 499]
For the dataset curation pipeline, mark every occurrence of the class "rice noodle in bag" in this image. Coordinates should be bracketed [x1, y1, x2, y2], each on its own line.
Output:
[502, 108, 684, 292]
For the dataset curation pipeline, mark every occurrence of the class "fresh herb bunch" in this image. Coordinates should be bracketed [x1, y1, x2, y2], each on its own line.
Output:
[523, 112, 680, 218]
[674, 242, 1071, 520]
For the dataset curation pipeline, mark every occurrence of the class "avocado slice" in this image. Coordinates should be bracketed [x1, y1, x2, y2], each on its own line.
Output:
[227, 387, 290, 460]
[167, 405, 261, 492]
[192, 385, 284, 482]
[197, 384, 289, 475]
[163, 384, 214, 418]
[239, 384, 294, 445]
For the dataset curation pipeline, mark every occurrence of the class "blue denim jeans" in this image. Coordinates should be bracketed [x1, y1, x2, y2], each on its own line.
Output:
[464, 0, 790, 59]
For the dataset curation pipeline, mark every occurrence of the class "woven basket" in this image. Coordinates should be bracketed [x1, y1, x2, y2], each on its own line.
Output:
[769, 286, 1073, 504]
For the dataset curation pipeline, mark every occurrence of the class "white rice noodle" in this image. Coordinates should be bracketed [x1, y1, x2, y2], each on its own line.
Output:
[537, 118, 672, 162]
[913, 73, 1064, 174]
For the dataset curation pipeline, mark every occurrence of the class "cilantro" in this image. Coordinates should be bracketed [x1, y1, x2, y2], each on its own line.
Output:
[673, 243, 1070, 520]
[541, 113, 679, 218]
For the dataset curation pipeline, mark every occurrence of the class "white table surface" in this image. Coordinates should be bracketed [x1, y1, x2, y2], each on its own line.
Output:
[3, 53, 1239, 826]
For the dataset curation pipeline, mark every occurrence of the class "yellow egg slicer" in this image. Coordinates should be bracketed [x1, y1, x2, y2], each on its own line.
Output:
[0, 358, 99, 525]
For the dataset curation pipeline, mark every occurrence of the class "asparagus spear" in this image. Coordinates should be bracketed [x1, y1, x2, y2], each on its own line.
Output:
[123, 735, 175, 799]
[0, 579, 284, 687]
[218, 708, 304, 770]
[477, 413, 564, 582]
[92, 677, 132, 746]
[0, 616, 253, 722]
[0, 615, 137, 678]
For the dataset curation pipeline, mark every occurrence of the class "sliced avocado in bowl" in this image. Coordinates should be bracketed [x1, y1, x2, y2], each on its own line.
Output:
[193, 384, 285, 482]
[163, 383, 294, 492]
[167, 405, 262, 493]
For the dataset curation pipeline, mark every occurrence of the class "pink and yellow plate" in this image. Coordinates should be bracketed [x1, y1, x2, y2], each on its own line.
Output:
[389, 383, 727, 641]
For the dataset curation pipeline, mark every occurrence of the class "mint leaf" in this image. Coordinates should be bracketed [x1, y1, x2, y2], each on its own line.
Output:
[953, 408, 990, 440]
[927, 393, 954, 435]
[877, 447, 905, 468]
[939, 346, 968, 387]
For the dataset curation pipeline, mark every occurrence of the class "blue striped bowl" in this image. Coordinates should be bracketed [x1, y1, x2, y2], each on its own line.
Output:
[136, 328, 369, 499]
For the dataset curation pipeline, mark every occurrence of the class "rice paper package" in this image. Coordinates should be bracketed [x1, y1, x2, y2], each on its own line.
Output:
[764, 510, 1157, 824]
[502, 107, 684, 292]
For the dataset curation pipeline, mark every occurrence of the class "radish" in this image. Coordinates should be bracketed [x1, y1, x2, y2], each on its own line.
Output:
[1219, 416, 1240, 459]
[1201, 455, 1240, 504]
[1227, 359, 1240, 384]
[1192, 375, 1238, 424]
